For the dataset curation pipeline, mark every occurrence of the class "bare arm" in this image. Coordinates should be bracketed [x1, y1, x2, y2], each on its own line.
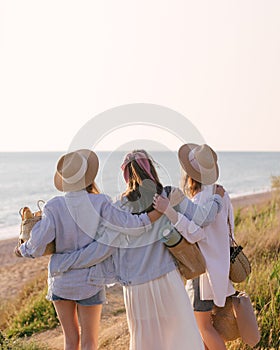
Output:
[147, 209, 162, 222]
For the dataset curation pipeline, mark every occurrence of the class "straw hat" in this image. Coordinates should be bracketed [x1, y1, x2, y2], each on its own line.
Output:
[178, 143, 219, 185]
[54, 149, 99, 192]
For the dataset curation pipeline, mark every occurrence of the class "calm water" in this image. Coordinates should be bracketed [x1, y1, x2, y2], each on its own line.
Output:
[1, 151, 280, 240]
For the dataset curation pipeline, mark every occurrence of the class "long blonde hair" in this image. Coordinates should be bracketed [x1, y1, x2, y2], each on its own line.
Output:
[86, 182, 100, 194]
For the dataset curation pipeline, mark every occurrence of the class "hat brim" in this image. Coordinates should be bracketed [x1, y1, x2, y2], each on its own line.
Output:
[54, 149, 99, 192]
[178, 143, 219, 185]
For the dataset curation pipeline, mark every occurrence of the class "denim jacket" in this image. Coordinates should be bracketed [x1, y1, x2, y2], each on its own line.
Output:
[20, 190, 152, 300]
[49, 187, 222, 287]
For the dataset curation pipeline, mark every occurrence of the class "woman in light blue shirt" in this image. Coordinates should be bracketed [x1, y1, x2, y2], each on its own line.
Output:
[16, 149, 162, 350]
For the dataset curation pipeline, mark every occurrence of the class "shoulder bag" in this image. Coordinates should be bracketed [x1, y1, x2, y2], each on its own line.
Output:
[162, 186, 206, 280]
[212, 291, 260, 347]
[228, 216, 251, 283]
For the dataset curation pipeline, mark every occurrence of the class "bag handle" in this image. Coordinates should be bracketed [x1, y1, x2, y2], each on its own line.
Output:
[19, 207, 24, 218]
[19, 200, 45, 218]
[37, 200, 45, 212]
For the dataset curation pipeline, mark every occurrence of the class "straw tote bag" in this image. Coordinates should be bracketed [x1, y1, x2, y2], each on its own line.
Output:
[166, 232, 206, 280]
[18, 200, 55, 255]
[228, 216, 251, 283]
[211, 294, 239, 341]
[212, 292, 260, 347]
[162, 186, 206, 280]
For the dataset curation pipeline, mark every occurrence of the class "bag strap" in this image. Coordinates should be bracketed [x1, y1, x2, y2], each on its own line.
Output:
[164, 185, 172, 197]
[227, 214, 233, 240]
[227, 211, 238, 247]
[228, 211, 244, 253]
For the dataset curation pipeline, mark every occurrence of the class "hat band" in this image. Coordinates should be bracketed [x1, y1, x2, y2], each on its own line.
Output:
[188, 150, 201, 172]
[63, 156, 88, 184]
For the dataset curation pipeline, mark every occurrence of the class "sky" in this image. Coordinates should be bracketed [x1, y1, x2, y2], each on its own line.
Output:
[0, 0, 280, 152]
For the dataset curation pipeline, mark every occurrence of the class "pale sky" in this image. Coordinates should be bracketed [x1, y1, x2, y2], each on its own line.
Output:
[0, 0, 279, 152]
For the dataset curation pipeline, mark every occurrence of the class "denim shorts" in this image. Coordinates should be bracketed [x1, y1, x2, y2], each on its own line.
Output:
[51, 288, 106, 306]
[186, 277, 214, 312]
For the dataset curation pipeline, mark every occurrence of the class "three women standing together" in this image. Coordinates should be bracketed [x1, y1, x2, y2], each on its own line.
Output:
[17, 144, 234, 350]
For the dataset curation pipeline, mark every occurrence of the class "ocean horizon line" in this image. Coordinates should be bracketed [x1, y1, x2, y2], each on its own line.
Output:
[0, 188, 273, 242]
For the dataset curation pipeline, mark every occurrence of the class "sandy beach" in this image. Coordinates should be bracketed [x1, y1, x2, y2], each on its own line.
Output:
[230, 190, 273, 210]
[0, 238, 50, 302]
[0, 190, 274, 349]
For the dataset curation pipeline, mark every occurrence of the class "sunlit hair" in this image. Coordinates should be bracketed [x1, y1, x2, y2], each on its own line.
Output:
[85, 181, 100, 194]
[123, 150, 163, 203]
[181, 172, 201, 198]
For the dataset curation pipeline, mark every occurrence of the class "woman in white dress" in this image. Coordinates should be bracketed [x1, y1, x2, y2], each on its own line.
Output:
[117, 150, 204, 350]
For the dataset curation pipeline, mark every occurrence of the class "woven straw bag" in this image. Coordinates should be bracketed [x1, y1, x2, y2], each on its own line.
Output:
[230, 245, 251, 283]
[166, 235, 206, 280]
[212, 292, 260, 347]
[18, 200, 55, 256]
[231, 292, 260, 347]
[228, 217, 251, 283]
[212, 296, 239, 341]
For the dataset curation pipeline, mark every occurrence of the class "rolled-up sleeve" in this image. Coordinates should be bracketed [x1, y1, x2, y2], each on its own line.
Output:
[179, 194, 222, 227]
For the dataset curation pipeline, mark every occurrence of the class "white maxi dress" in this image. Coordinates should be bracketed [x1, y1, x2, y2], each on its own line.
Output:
[119, 187, 204, 350]
[124, 269, 203, 350]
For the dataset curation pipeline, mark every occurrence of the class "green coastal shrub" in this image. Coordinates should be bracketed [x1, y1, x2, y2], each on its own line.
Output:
[2, 272, 58, 346]
[1, 329, 50, 349]
[5, 285, 58, 339]
[0, 337, 49, 350]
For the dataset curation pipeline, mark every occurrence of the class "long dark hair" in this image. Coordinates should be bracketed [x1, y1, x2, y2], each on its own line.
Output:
[123, 150, 163, 204]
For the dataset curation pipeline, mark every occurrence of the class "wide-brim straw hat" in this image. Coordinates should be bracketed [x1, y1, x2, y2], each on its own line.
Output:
[54, 149, 99, 192]
[178, 143, 219, 185]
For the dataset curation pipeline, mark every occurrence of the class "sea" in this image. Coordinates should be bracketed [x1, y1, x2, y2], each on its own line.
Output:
[1, 151, 280, 241]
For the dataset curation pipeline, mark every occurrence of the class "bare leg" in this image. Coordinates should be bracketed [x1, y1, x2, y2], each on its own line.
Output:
[195, 311, 226, 350]
[53, 300, 80, 350]
[77, 304, 102, 350]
